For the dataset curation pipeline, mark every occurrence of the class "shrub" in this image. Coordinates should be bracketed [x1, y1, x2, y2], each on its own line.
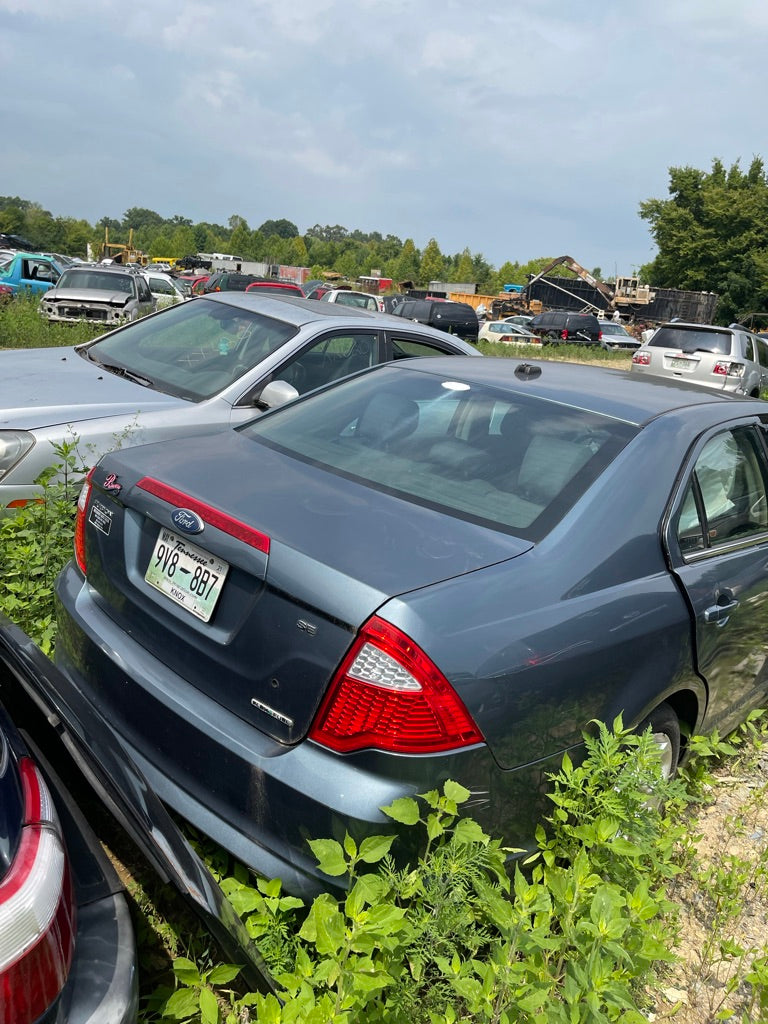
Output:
[0, 440, 83, 652]
[153, 719, 686, 1024]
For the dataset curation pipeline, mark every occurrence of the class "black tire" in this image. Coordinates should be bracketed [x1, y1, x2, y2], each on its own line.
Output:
[636, 701, 680, 779]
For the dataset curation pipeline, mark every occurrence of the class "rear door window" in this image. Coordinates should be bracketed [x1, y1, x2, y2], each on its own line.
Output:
[676, 426, 768, 554]
[389, 334, 459, 358]
[271, 331, 382, 394]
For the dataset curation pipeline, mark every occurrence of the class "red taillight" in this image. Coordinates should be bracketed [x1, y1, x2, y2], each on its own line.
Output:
[73, 468, 95, 575]
[309, 615, 483, 754]
[560, 329, 568, 340]
[597, 329, 603, 341]
[632, 351, 650, 365]
[713, 360, 743, 377]
[0, 759, 76, 1024]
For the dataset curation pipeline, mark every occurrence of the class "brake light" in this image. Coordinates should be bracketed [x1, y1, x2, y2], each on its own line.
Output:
[560, 329, 568, 340]
[713, 360, 743, 377]
[597, 329, 603, 340]
[632, 351, 651, 365]
[0, 759, 76, 1024]
[73, 468, 95, 575]
[137, 477, 271, 552]
[309, 615, 483, 754]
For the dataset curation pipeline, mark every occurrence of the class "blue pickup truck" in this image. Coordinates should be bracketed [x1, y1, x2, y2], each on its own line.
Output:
[0, 252, 64, 295]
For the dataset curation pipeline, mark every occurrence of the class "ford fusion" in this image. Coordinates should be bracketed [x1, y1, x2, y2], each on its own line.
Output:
[0, 293, 477, 509]
[53, 357, 768, 894]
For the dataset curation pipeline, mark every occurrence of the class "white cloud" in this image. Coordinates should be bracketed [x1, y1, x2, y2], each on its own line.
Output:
[1, 0, 768, 270]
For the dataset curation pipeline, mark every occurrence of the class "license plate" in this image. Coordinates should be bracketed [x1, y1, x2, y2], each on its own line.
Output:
[668, 357, 692, 369]
[145, 527, 229, 622]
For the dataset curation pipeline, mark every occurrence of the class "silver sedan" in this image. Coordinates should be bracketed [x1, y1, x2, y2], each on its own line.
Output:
[0, 293, 480, 508]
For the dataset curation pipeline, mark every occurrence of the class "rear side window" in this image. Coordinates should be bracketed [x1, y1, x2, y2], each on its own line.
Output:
[650, 327, 732, 355]
[676, 427, 768, 554]
[390, 336, 455, 358]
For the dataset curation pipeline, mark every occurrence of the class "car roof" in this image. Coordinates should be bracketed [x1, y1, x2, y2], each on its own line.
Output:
[383, 355, 764, 426]
[189, 292, 480, 350]
[66, 265, 134, 274]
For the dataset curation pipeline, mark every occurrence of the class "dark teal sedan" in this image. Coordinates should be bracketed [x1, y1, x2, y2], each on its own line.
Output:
[51, 357, 768, 894]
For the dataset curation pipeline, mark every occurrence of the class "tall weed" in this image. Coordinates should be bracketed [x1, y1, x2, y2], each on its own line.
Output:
[0, 291, 106, 348]
[0, 439, 83, 652]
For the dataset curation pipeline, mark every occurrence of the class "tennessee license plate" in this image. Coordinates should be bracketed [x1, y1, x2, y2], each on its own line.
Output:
[145, 527, 229, 622]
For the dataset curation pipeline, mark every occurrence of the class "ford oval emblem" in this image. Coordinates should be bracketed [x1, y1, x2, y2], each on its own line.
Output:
[171, 508, 204, 535]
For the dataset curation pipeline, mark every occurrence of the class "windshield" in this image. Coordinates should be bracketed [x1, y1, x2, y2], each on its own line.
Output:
[81, 297, 298, 401]
[650, 326, 731, 355]
[243, 365, 637, 539]
[59, 269, 135, 293]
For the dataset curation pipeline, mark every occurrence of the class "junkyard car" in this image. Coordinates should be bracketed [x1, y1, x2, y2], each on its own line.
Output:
[598, 321, 640, 350]
[0, 251, 64, 296]
[0, 690, 137, 1023]
[320, 288, 382, 311]
[52, 357, 768, 895]
[143, 270, 187, 308]
[631, 321, 768, 396]
[39, 266, 155, 325]
[478, 321, 541, 344]
[0, 293, 479, 509]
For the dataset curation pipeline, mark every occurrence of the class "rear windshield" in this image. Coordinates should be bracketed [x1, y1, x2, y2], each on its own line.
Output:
[650, 326, 732, 355]
[243, 365, 637, 539]
[432, 303, 475, 322]
[223, 275, 258, 290]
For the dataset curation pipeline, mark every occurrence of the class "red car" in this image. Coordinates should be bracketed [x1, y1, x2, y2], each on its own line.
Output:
[245, 280, 304, 296]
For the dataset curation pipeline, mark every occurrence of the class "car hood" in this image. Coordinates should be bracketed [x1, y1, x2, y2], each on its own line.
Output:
[43, 287, 135, 304]
[0, 347, 182, 429]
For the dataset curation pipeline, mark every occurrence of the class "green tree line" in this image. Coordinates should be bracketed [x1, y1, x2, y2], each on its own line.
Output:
[6, 154, 768, 318]
[0, 197, 553, 293]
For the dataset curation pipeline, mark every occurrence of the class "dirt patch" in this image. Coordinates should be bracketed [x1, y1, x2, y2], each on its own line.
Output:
[649, 755, 768, 1022]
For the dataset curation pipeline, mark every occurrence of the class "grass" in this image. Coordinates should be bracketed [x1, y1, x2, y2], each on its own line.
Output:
[0, 292, 108, 348]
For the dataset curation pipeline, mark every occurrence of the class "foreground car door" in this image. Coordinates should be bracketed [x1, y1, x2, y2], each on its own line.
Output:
[667, 422, 768, 732]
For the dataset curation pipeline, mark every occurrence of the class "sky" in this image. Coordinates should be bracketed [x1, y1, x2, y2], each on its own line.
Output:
[1, 0, 767, 278]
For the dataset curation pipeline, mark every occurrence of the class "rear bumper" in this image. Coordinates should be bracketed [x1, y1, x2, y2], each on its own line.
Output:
[52, 565, 556, 897]
[0, 614, 276, 997]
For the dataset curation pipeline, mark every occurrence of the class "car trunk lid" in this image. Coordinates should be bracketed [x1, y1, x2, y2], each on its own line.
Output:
[80, 431, 530, 745]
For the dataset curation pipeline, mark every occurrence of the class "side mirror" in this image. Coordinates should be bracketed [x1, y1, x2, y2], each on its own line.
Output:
[257, 379, 299, 410]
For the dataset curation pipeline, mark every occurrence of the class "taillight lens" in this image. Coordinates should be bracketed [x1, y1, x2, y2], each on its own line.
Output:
[597, 329, 603, 341]
[309, 616, 483, 754]
[0, 759, 76, 1024]
[74, 468, 95, 575]
[713, 360, 743, 377]
[560, 329, 568, 340]
[632, 351, 651, 365]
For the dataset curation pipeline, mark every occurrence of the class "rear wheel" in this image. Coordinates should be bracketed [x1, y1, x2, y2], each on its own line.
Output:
[637, 701, 680, 779]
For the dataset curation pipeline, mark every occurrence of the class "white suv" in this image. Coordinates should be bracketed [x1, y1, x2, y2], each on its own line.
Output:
[631, 322, 768, 397]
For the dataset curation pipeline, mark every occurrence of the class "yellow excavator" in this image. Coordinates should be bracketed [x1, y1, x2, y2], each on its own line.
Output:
[99, 228, 148, 265]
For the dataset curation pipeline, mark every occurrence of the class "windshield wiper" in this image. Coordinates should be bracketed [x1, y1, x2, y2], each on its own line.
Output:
[96, 360, 155, 388]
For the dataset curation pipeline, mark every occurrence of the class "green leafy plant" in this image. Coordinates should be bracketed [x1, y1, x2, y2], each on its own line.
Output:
[186, 727, 687, 1024]
[0, 437, 84, 651]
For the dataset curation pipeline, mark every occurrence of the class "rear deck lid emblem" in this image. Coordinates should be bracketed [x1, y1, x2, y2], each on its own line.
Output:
[171, 508, 204, 535]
